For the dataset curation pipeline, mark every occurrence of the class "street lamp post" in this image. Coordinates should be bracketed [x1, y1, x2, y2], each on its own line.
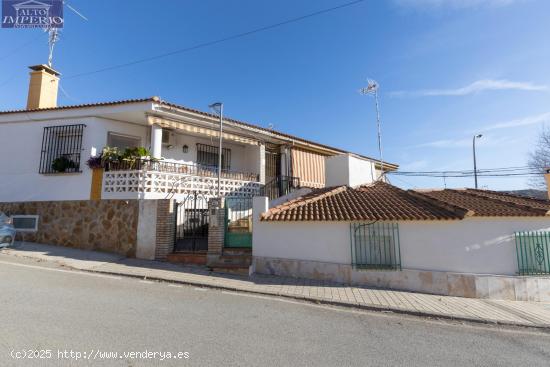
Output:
[209, 102, 224, 197]
[473, 134, 482, 189]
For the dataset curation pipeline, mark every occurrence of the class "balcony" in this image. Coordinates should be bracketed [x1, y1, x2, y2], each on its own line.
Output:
[102, 159, 261, 199]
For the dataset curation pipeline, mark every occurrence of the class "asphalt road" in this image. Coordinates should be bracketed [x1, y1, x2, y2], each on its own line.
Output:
[1, 255, 550, 367]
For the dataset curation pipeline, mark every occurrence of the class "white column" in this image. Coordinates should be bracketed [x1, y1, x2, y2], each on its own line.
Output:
[151, 124, 163, 159]
[258, 143, 266, 184]
[252, 196, 269, 254]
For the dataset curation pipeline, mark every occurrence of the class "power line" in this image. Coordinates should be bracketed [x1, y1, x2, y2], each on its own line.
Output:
[388, 165, 542, 179]
[65, 0, 366, 80]
[0, 33, 43, 62]
[393, 166, 532, 175]
[390, 172, 541, 178]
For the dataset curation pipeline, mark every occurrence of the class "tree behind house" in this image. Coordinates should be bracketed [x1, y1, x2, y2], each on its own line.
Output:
[528, 128, 550, 189]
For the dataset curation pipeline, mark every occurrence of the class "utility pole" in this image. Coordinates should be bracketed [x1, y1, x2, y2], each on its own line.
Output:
[359, 79, 384, 179]
[209, 102, 224, 197]
[472, 134, 482, 189]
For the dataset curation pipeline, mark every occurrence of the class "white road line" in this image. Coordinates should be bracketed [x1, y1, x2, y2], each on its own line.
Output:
[0, 260, 122, 280]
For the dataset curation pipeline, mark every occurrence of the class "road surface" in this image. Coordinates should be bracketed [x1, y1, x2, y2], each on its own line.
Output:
[1, 255, 549, 366]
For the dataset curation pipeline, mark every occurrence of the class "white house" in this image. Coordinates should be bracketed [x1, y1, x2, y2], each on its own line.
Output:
[252, 160, 550, 302]
[0, 64, 397, 204]
[0, 63, 398, 263]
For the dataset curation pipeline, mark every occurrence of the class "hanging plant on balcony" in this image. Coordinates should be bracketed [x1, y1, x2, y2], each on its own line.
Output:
[86, 154, 103, 169]
[86, 146, 156, 171]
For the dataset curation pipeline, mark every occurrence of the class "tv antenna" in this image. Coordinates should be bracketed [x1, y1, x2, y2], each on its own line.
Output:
[46, 1, 88, 68]
[359, 79, 384, 179]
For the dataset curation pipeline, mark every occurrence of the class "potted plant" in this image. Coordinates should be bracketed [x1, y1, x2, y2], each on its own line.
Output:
[52, 156, 77, 173]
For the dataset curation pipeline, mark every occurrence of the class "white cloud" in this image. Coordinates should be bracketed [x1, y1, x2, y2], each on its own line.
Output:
[393, 0, 520, 9]
[413, 135, 518, 149]
[481, 111, 550, 131]
[391, 79, 547, 97]
[413, 138, 472, 148]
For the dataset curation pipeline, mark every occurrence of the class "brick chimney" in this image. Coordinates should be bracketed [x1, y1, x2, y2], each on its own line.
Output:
[26, 64, 60, 110]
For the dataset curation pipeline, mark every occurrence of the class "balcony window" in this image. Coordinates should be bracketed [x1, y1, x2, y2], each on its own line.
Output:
[196, 143, 231, 170]
[39, 124, 85, 174]
[107, 132, 141, 151]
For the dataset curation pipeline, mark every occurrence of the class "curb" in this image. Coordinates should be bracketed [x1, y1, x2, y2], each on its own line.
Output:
[78, 266, 550, 332]
[3, 250, 549, 331]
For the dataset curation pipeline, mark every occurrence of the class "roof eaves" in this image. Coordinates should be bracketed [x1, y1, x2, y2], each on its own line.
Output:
[261, 186, 347, 221]
[0, 96, 399, 169]
[0, 97, 155, 115]
[154, 100, 399, 169]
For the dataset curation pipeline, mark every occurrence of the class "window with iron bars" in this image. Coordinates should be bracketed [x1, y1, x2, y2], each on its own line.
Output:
[515, 231, 550, 275]
[350, 222, 401, 270]
[39, 124, 85, 174]
[196, 143, 231, 170]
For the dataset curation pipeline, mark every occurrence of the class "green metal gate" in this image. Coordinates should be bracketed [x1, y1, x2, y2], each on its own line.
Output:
[224, 197, 253, 248]
[515, 231, 550, 275]
[350, 222, 401, 270]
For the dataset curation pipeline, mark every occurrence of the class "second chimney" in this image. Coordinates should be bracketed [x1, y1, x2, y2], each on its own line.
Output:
[26, 64, 60, 110]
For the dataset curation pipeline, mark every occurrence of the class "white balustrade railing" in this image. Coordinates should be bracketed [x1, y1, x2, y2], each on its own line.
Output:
[102, 169, 261, 200]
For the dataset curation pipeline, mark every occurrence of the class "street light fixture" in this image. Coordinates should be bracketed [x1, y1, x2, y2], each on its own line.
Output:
[209, 102, 224, 197]
[473, 134, 483, 189]
[359, 79, 384, 179]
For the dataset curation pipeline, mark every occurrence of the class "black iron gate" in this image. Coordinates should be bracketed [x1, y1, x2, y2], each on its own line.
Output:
[174, 193, 209, 252]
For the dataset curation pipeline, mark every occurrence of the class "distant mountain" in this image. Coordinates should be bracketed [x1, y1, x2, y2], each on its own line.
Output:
[501, 189, 548, 200]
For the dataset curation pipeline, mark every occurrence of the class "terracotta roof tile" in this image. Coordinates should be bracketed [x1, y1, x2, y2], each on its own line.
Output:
[261, 182, 461, 222]
[464, 189, 550, 211]
[416, 189, 550, 217]
[0, 97, 154, 114]
[261, 182, 550, 222]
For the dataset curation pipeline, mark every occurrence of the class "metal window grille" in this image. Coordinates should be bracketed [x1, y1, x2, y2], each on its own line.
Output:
[350, 222, 401, 270]
[39, 124, 85, 174]
[196, 143, 231, 171]
[515, 231, 550, 275]
[265, 150, 281, 180]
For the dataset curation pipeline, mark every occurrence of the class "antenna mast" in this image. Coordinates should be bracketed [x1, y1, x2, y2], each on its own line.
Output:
[359, 79, 384, 179]
[45, 1, 88, 67]
[47, 28, 60, 67]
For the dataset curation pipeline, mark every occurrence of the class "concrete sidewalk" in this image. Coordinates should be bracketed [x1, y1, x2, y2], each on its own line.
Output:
[3, 242, 550, 329]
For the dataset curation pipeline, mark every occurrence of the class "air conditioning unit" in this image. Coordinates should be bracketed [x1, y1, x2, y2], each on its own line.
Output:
[162, 130, 175, 146]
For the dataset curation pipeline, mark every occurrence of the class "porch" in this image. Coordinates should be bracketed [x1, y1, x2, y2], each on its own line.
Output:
[102, 159, 262, 200]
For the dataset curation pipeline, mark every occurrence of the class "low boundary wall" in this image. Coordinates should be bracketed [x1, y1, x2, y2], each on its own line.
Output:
[253, 256, 550, 302]
[0, 199, 175, 260]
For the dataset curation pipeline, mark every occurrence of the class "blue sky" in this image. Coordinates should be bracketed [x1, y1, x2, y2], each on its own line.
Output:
[1, 0, 549, 190]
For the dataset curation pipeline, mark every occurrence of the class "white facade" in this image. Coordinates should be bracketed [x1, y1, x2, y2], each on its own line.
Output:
[252, 197, 550, 276]
[0, 106, 263, 202]
[325, 154, 381, 187]
[0, 116, 148, 202]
